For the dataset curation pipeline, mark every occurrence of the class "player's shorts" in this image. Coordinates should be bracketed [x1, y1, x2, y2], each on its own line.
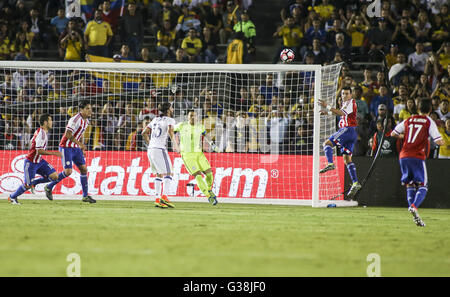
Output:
[181, 152, 211, 175]
[147, 147, 172, 174]
[399, 158, 428, 187]
[59, 147, 86, 169]
[23, 159, 56, 186]
[329, 126, 358, 155]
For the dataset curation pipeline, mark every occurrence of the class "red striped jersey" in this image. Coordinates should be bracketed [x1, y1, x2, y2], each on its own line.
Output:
[393, 115, 443, 160]
[26, 128, 48, 163]
[338, 98, 357, 128]
[59, 113, 89, 148]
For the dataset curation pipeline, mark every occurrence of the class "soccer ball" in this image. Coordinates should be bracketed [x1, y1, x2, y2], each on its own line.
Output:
[280, 48, 295, 63]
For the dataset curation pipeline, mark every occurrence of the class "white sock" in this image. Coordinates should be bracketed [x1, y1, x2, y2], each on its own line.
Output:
[163, 176, 172, 196]
[155, 178, 162, 198]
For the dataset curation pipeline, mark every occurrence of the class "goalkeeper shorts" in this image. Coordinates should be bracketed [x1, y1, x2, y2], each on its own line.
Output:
[181, 152, 211, 175]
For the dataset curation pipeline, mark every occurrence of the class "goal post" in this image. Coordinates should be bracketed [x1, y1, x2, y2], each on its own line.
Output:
[0, 60, 357, 207]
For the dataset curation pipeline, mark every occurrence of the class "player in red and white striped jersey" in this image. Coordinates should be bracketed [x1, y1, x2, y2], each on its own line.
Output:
[8, 114, 63, 205]
[44, 100, 96, 203]
[392, 99, 444, 227]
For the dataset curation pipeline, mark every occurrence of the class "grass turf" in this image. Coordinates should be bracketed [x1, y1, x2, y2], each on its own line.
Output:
[0, 199, 449, 277]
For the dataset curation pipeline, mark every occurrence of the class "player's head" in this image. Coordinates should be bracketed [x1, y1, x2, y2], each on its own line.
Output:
[39, 113, 52, 129]
[418, 99, 432, 115]
[158, 102, 173, 117]
[187, 109, 197, 124]
[341, 86, 352, 101]
[79, 100, 92, 118]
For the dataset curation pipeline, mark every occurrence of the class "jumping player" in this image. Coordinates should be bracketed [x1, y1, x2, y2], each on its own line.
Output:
[141, 103, 179, 209]
[8, 114, 63, 205]
[391, 99, 444, 227]
[44, 100, 96, 203]
[318, 86, 362, 199]
[174, 110, 219, 205]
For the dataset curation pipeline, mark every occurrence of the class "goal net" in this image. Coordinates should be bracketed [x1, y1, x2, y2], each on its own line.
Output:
[0, 60, 356, 207]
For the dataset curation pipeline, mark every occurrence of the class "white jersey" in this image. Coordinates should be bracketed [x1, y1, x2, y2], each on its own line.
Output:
[59, 113, 89, 148]
[146, 116, 176, 149]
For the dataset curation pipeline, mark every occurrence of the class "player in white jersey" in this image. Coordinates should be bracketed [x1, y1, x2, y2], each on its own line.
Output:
[142, 103, 179, 208]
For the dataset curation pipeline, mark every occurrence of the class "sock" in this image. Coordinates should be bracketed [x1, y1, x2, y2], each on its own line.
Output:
[154, 178, 162, 198]
[162, 176, 172, 196]
[195, 174, 209, 196]
[47, 172, 67, 190]
[346, 162, 358, 183]
[413, 186, 428, 208]
[11, 184, 27, 199]
[406, 187, 417, 207]
[80, 174, 88, 197]
[324, 145, 334, 164]
[205, 171, 214, 190]
[31, 177, 51, 186]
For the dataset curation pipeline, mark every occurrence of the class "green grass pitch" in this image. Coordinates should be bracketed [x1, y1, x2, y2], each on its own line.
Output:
[1, 199, 449, 277]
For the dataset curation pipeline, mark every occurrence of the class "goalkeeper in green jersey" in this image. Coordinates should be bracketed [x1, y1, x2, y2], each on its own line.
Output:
[174, 110, 218, 205]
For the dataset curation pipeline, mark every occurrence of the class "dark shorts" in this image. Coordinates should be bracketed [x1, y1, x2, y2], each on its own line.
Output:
[399, 158, 427, 187]
[24, 159, 56, 186]
[60, 147, 86, 169]
[329, 127, 358, 155]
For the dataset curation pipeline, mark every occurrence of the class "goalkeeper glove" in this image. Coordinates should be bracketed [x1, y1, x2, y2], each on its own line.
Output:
[211, 143, 220, 153]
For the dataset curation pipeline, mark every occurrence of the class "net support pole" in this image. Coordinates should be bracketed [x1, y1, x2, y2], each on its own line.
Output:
[312, 65, 322, 208]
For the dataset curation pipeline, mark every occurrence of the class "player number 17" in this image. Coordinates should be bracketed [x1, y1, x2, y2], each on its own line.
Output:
[407, 124, 423, 144]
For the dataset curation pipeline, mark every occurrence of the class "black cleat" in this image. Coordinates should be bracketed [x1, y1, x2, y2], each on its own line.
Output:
[82, 196, 96, 203]
[44, 185, 53, 201]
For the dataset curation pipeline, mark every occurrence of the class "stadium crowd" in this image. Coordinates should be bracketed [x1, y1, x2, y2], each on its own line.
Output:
[0, 0, 449, 159]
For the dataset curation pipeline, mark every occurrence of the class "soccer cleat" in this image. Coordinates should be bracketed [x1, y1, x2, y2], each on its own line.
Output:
[82, 196, 96, 203]
[8, 196, 21, 205]
[160, 195, 175, 208]
[319, 163, 335, 174]
[154, 198, 168, 208]
[409, 206, 426, 227]
[347, 182, 362, 199]
[44, 185, 53, 201]
[208, 190, 218, 206]
[29, 185, 36, 194]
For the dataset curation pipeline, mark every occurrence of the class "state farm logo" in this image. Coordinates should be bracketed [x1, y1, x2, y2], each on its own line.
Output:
[0, 153, 269, 198]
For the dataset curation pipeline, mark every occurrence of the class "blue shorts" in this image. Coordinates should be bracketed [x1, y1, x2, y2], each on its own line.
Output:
[329, 127, 357, 155]
[60, 147, 86, 169]
[399, 158, 428, 187]
[23, 159, 56, 186]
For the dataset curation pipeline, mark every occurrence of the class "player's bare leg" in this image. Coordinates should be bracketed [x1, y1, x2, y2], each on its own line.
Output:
[156, 173, 174, 208]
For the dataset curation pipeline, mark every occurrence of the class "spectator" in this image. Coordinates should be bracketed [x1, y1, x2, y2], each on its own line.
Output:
[57, 18, 80, 60]
[101, 0, 120, 55]
[138, 98, 158, 121]
[201, 26, 219, 63]
[156, 20, 176, 61]
[436, 99, 449, 121]
[346, 11, 370, 55]
[367, 17, 392, 59]
[368, 103, 395, 137]
[175, 4, 201, 40]
[393, 84, 409, 122]
[117, 103, 137, 148]
[303, 17, 327, 55]
[181, 28, 203, 62]
[389, 52, 415, 86]
[14, 0, 29, 22]
[430, 13, 449, 50]
[431, 77, 450, 102]
[10, 31, 30, 61]
[28, 8, 49, 49]
[370, 85, 394, 119]
[326, 32, 351, 63]
[205, 3, 223, 42]
[60, 30, 84, 62]
[259, 73, 279, 105]
[0, 31, 10, 60]
[233, 10, 256, 55]
[266, 109, 290, 154]
[120, 2, 144, 61]
[292, 124, 313, 155]
[172, 47, 189, 63]
[369, 118, 399, 157]
[408, 42, 429, 76]
[272, 16, 303, 63]
[437, 41, 450, 69]
[305, 37, 327, 65]
[325, 18, 350, 49]
[398, 97, 417, 122]
[392, 17, 415, 54]
[354, 86, 370, 126]
[221, 0, 241, 44]
[140, 47, 154, 63]
[313, 0, 335, 20]
[385, 44, 399, 69]
[152, 1, 178, 36]
[413, 10, 431, 43]
[50, 8, 69, 39]
[411, 73, 431, 98]
[84, 9, 113, 58]
[226, 31, 247, 64]
[438, 118, 450, 159]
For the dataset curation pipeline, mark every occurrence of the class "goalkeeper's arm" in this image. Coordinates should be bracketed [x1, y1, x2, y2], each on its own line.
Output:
[203, 132, 219, 152]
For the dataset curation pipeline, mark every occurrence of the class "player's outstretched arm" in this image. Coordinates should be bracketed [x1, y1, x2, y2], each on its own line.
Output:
[318, 100, 345, 117]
